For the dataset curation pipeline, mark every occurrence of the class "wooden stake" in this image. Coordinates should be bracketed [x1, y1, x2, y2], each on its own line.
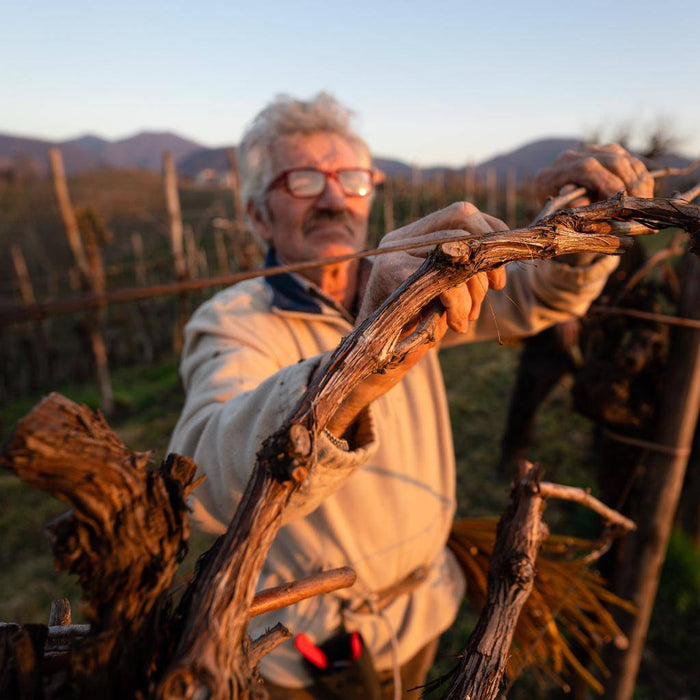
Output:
[129, 231, 157, 362]
[10, 244, 50, 386]
[486, 167, 498, 217]
[410, 163, 421, 221]
[226, 147, 246, 228]
[11, 244, 36, 305]
[49, 149, 113, 414]
[67, 267, 80, 292]
[183, 224, 198, 280]
[131, 232, 147, 287]
[48, 599, 71, 628]
[163, 151, 187, 282]
[603, 251, 700, 700]
[434, 170, 446, 209]
[49, 149, 90, 282]
[214, 229, 230, 273]
[198, 249, 209, 279]
[383, 178, 395, 234]
[464, 162, 475, 204]
[163, 151, 189, 354]
[506, 166, 517, 227]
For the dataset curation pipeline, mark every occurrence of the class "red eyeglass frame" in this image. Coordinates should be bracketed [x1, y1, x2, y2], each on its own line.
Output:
[265, 167, 377, 198]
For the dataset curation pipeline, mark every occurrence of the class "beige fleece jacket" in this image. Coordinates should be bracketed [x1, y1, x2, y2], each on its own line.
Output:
[168, 255, 618, 687]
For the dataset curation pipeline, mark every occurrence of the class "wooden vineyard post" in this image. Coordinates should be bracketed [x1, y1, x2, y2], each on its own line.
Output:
[464, 162, 475, 205]
[130, 232, 157, 362]
[11, 243, 37, 308]
[226, 146, 246, 226]
[434, 170, 446, 209]
[198, 249, 209, 278]
[11, 243, 50, 385]
[506, 166, 517, 227]
[131, 232, 147, 287]
[79, 208, 113, 416]
[183, 224, 199, 280]
[410, 163, 421, 221]
[49, 148, 114, 415]
[226, 147, 262, 271]
[680, 421, 700, 546]
[67, 267, 80, 292]
[214, 228, 230, 273]
[163, 150, 189, 355]
[383, 177, 395, 234]
[603, 251, 700, 700]
[486, 167, 498, 219]
[48, 149, 90, 281]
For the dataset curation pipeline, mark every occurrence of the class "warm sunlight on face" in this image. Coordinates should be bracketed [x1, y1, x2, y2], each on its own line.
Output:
[250, 132, 372, 266]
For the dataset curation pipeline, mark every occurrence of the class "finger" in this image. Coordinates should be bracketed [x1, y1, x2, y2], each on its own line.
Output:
[568, 156, 628, 199]
[538, 157, 625, 201]
[383, 200, 504, 246]
[381, 202, 481, 243]
[628, 157, 654, 197]
[487, 266, 506, 290]
[598, 153, 639, 190]
[559, 184, 589, 208]
[440, 284, 471, 333]
[466, 272, 489, 321]
[481, 213, 508, 232]
[589, 143, 626, 155]
[576, 146, 651, 199]
[395, 300, 449, 357]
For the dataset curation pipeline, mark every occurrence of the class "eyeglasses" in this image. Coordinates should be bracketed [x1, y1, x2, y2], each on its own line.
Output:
[266, 167, 375, 199]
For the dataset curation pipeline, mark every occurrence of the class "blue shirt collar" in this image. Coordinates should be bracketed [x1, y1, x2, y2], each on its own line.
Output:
[263, 248, 356, 323]
[264, 248, 325, 315]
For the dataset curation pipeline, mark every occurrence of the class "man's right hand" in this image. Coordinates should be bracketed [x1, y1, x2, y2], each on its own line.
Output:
[534, 143, 653, 207]
[326, 202, 507, 439]
[357, 202, 507, 332]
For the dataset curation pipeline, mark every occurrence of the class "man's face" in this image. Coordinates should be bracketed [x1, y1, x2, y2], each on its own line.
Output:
[250, 132, 372, 265]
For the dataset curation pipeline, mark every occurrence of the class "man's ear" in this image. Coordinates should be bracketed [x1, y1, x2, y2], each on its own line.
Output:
[247, 201, 273, 244]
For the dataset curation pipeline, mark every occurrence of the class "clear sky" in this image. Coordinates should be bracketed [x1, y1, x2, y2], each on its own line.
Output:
[3, 0, 699, 166]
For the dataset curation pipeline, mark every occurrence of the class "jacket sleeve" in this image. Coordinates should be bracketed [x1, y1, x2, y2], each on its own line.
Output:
[442, 255, 619, 346]
[168, 293, 378, 534]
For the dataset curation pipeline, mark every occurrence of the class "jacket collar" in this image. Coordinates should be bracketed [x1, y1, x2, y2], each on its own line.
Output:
[264, 248, 355, 324]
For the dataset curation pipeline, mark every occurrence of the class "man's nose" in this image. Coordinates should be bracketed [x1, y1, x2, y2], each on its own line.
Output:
[315, 175, 347, 210]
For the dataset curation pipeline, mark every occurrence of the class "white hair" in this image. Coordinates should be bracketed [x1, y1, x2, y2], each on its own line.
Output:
[239, 92, 371, 215]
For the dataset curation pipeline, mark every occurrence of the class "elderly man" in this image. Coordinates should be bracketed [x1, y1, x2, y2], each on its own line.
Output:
[169, 93, 652, 698]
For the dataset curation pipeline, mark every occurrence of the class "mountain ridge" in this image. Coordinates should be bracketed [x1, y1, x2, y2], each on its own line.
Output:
[0, 131, 693, 181]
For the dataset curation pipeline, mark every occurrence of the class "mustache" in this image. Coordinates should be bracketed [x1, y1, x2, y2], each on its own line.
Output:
[303, 209, 355, 234]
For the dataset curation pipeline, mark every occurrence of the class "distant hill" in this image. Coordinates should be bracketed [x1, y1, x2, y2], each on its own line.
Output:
[178, 147, 234, 178]
[376, 139, 586, 181]
[0, 134, 106, 175]
[0, 130, 694, 184]
[374, 157, 413, 179]
[0, 131, 204, 176]
[476, 138, 585, 179]
[63, 131, 203, 171]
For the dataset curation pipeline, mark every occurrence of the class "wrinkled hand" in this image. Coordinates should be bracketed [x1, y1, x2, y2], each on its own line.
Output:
[326, 203, 506, 439]
[357, 202, 507, 332]
[535, 143, 654, 207]
[535, 144, 654, 266]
